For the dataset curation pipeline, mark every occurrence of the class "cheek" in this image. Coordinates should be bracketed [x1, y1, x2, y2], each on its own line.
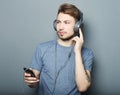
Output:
[68, 26, 74, 34]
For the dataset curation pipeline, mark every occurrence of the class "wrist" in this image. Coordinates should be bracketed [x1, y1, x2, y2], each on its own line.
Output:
[74, 49, 81, 54]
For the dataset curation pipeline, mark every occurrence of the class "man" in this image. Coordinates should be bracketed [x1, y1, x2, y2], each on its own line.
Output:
[24, 3, 94, 95]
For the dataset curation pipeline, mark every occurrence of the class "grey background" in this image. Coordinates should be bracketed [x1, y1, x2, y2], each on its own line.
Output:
[0, 0, 120, 95]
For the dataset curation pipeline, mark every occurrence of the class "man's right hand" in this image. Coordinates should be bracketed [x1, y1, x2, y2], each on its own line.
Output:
[24, 68, 40, 88]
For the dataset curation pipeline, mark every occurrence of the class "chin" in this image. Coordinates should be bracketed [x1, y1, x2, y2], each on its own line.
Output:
[60, 37, 72, 41]
[59, 35, 74, 41]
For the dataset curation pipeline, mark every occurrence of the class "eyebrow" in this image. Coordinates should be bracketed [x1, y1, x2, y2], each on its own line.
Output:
[56, 19, 71, 22]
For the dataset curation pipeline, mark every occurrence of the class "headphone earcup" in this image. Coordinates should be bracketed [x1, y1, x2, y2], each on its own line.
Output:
[53, 20, 57, 31]
[74, 20, 82, 37]
[74, 20, 82, 33]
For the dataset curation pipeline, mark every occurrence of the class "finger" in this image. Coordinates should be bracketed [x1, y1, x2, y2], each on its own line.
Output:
[24, 72, 31, 77]
[25, 79, 39, 83]
[24, 80, 39, 86]
[25, 81, 39, 86]
[25, 77, 37, 80]
[72, 36, 80, 42]
[24, 77, 39, 84]
[79, 28, 84, 40]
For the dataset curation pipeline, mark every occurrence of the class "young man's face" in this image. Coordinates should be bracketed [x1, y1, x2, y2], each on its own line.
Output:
[56, 12, 76, 41]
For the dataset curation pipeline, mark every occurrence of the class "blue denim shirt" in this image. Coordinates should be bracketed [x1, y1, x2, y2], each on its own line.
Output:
[30, 40, 94, 95]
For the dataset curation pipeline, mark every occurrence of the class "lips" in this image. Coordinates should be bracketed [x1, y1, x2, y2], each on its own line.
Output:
[60, 32, 64, 35]
[59, 31, 66, 36]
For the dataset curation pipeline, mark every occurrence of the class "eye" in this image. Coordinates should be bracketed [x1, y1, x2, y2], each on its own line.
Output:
[64, 21, 70, 24]
[56, 20, 60, 24]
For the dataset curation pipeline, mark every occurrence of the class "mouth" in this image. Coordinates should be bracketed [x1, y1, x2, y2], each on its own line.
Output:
[58, 31, 66, 36]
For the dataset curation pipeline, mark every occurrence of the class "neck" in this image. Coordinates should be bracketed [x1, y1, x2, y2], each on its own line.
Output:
[57, 38, 74, 47]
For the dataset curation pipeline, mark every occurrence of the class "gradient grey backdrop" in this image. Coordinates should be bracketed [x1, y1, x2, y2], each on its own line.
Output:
[0, 0, 120, 95]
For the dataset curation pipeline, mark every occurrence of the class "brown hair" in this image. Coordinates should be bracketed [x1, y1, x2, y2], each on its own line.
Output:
[57, 3, 83, 21]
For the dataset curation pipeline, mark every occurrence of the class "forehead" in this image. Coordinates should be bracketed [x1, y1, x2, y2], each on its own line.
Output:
[57, 12, 75, 21]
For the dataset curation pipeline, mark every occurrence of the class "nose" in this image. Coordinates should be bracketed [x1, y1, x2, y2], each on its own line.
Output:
[57, 22, 64, 30]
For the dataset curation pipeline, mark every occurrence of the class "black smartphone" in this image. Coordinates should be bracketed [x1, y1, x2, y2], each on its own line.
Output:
[23, 67, 35, 77]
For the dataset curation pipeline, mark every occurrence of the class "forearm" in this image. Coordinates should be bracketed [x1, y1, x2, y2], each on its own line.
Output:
[75, 51, 91, 92]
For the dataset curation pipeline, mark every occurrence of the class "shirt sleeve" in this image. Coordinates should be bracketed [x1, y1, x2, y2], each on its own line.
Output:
[84, 49, 94, 71]
[30, 45, 43, 72]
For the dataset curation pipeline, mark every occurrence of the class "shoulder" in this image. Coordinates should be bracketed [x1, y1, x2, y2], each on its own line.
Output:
[38, 40, 56, 48]
[35, 40, 56, 54]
